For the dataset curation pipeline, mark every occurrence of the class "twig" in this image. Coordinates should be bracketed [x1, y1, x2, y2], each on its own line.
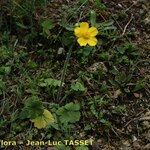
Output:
[111, 127, 121, 139]
[124, 1, 138, 13]
[108, 10, 131, 43]
[139, 116, 150, 121]
[122, 14, 133, 36]
[123, 110, 145, 128]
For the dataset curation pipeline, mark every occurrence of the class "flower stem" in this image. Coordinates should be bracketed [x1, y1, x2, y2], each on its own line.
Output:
[57, 44, 74, 103]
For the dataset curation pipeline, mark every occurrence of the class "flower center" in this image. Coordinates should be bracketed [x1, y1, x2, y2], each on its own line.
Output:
[83, 32, 90, 39]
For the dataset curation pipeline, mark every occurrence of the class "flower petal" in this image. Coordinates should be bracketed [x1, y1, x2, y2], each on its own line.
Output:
[74, 27, 83, 37]
[77, 37, 88, 46]
[88, 27, 98, 37]
[31, 117, 47, 129]
[43, 109, 55, 123]
[88, 37, 97, 46]
[80, 22, 89, 29]
[31, 109, 54, 129]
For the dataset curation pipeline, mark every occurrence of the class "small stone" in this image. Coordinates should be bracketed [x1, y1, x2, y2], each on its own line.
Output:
[122, 140, 131, 147]
[144, 130, 150, 141]
[87, 62, 107, 73]
[143, 121, 150, 129]
[133, 141, 141, 150]
[132, 136, 138, 142]
[144, 144, 150, 150]
[113, 89, 122, 99]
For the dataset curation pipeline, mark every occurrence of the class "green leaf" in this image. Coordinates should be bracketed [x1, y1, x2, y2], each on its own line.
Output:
[39, 78, 63, 87]
[20, 96, 44, 120]
[16, 22, 29, 29]
[62, 32, 74, 46]
[0, 66, 11, 75]
[59, 111, 80, 124]
[84, 124, 92, 131]
[99, 52, 109, 60]
[54, 144, 71, 150]
[133, 79, 146, 92]
[98, 20, 116, 33]
[76, 146, 89, 150]
[79, 47, 93, 57]
[56, 103, 81, 124]
[41, 19, 54, 35]
[100, 119, 111, 128]
[71, 81, 86, 92]
[61, 21, 74, 31]
[27, 60, 38, 69]
[93, 0, 106, 9]
[90, 10, 96, 26]
[65, 102, 80, 111]
[19, 108, 29, 119]
[90, 104, 99, 118]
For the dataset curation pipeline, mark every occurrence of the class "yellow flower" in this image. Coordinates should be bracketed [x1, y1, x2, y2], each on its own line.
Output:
[31, 109, 54, 129]
[74, 22, 98, 46]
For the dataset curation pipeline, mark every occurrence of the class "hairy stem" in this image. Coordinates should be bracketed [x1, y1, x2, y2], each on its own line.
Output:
[57, 43, 74, 102]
